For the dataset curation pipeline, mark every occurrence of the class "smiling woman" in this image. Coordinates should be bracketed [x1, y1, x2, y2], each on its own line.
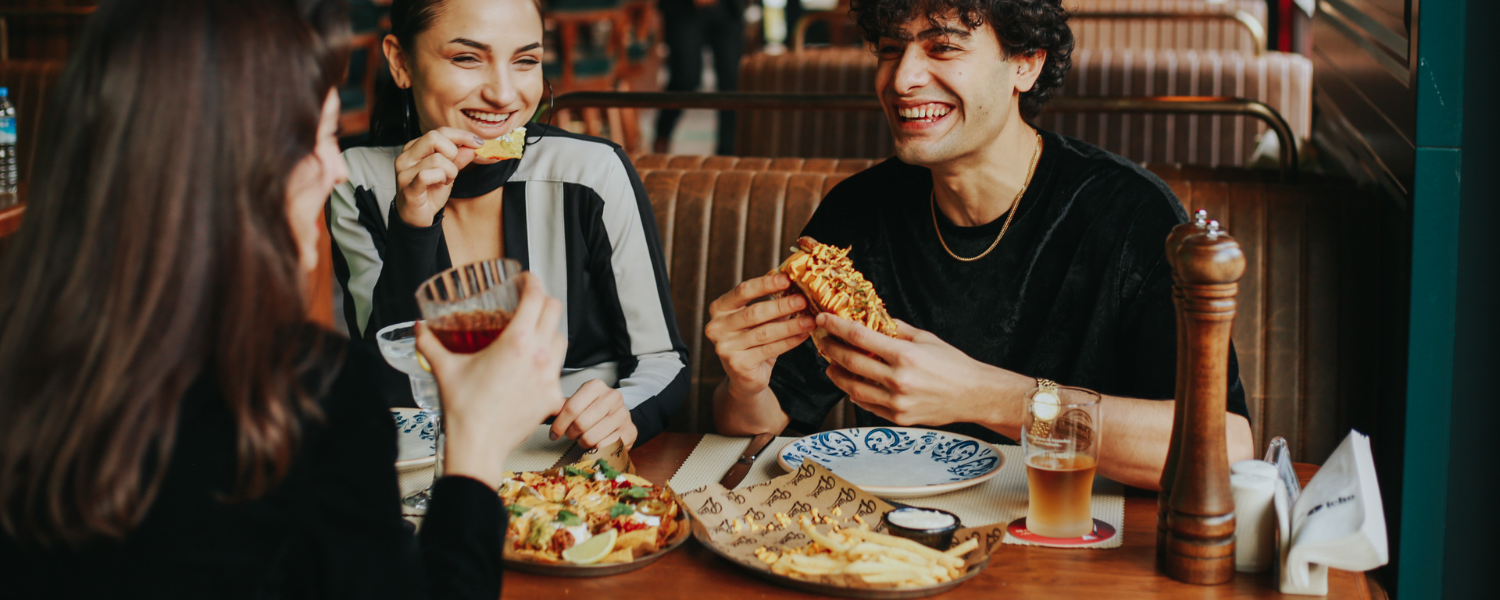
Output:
[331, 0, 689, 450]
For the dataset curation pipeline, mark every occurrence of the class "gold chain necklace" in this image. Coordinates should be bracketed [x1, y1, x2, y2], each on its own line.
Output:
[931, 132, 1043, 262]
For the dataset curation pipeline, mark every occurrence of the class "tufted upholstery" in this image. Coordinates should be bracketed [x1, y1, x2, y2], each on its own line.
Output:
[1070, 0, 1268, 55]
[735, 48, 893, 160]
[0, 60, 65, 191]
[1042, 48, 1313, 168]
[632, 156, 1367, 462]
[735, 46, 1311, 168]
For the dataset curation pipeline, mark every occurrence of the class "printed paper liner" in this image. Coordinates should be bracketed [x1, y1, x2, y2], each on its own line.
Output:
[679, 461, 1007, 597]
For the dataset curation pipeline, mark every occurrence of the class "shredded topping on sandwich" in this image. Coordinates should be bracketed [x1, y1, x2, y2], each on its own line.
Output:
[779, 237, 897, 338]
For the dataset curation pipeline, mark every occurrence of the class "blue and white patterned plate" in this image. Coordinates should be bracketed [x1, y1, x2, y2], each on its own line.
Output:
[392, 408, 436, 472]
[777, 427, 1006, 498]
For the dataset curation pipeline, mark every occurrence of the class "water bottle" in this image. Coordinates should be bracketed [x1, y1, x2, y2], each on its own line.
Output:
[0, 87, 16, 207]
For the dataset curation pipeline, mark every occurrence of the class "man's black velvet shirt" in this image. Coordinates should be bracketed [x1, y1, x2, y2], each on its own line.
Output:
[769, 130, 1248, 443]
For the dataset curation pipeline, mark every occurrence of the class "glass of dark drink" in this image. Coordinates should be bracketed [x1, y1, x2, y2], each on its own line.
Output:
[1023, 383, 1102, 538]
[415, 258, 524, 353]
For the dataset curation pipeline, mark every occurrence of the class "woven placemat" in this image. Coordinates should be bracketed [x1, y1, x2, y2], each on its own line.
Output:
[400, 425, 574, 523]
[668, 436, 1124, 549]
[667, 434, 797, 491]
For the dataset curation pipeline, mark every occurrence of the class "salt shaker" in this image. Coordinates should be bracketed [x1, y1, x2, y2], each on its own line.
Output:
[1231, 460, 1278, 572]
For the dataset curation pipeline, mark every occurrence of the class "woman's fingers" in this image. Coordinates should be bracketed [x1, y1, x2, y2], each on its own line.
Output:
[505, 273, 549, 335]
[577, 402, 633, 448]
[565, 392, 617, 442]
[412, 321, 456, 377]
[399, 129, 466, 169]
[551, 380, 611, 440]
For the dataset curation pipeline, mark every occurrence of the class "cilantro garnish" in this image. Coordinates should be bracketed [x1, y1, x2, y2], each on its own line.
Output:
[555, 510, 584, 527]
[563, 465, 591, 478]
[594, 459, 622, 480]
[609, 503, 635, 519]
[619, 486, 651, 499]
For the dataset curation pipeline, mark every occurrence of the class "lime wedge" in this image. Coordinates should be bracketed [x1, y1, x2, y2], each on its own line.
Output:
[416, 351, 432, 373]
[1032, 390, 1060, 421]
[562, 528, 616, 565]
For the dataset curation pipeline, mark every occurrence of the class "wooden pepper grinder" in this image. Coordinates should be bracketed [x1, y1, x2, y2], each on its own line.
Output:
[1157, 210, 1208, 568]
[1164, 220, 1243, 585]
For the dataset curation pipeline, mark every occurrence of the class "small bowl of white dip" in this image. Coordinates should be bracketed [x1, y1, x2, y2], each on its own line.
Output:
[880, 506, 962, 550]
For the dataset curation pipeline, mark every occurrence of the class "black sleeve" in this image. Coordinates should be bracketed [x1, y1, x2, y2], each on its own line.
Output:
[312, 346, 503, 600]
[1113, 185, 1249, 421]
[420, 477, 506, 599]
[601, 146, 691, 443]
[364, 201, 446, 341]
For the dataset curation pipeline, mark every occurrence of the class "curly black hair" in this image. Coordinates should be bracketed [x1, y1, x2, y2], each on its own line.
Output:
[850, 0, 1073, 120]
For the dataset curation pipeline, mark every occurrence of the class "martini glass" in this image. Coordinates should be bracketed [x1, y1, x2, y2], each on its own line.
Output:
[377, 321, 442, 510]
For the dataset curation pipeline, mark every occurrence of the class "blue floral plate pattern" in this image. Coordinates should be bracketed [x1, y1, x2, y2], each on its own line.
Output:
[777, 427, 1005, 498]
[392, 408, 437, 472]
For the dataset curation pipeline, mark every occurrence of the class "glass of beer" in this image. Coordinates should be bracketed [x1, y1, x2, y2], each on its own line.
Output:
[1023, 383, 1102, 538]
[415, 258, 524, 353]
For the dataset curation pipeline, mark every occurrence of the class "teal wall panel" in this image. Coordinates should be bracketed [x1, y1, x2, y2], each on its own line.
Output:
[1414, 0, 1464, 147]
[1399, 146, 1460, 600]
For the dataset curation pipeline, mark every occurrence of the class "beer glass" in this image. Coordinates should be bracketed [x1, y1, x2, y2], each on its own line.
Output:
[1023, 383, 1102, 538]
[416, 258, 524, 353]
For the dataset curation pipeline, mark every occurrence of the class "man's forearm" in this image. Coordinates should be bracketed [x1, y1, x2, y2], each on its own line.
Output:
[712, 380, 791, 437]
[1091, 397, 1254, 490]
[972, 369, 1254, 490]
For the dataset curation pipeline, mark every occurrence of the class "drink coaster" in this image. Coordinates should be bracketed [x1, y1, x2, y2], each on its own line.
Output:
[1006, 517, 1118, 547]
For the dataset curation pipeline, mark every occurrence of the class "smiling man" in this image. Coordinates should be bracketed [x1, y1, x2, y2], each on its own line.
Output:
[705, 0, 1254, 490]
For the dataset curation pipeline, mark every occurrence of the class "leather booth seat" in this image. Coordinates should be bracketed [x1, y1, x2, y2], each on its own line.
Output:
[1044, 48, 1313, 168]
[1070, 0, 1269, 55]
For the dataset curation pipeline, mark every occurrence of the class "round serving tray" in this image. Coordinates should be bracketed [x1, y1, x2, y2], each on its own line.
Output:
[502, 505, 692, 577]
[690, 520, 989, 599]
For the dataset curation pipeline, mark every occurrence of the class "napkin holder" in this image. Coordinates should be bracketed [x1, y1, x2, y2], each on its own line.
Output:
[1273, 431, 1389, 595]
[1161, 218, 1243, 585]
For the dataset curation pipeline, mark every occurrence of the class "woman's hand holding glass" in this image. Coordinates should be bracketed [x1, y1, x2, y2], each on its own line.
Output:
[414, 272, 567, 489]
[393, 127, 498, 227]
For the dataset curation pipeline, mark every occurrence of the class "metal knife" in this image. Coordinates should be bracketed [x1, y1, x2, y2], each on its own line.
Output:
[549, 440, 590, 470]
[718, 432, 778, 489]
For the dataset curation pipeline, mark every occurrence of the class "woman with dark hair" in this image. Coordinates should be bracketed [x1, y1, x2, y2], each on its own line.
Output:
[330, 0, 688, 450]
[0, 0, 563, 597]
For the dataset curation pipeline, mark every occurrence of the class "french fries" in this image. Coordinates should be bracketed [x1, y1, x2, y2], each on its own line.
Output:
[752, 515, 981, 589]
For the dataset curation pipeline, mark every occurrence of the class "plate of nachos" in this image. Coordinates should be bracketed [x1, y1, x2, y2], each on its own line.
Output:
[500, 452, 691, 577]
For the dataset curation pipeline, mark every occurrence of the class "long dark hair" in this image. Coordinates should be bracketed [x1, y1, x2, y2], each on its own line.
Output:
[367, 0, 545, 146]
[0, 0, 350, 547]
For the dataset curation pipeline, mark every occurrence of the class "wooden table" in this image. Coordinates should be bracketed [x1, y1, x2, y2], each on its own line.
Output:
[502, 433, 1376, 599]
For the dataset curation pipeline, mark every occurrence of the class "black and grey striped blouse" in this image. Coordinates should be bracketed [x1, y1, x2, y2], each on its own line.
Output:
[327, 125, 687, 441]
